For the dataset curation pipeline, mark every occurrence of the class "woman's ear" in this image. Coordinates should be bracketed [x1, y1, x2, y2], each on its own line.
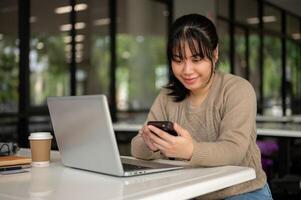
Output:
[214, 45, 219, 63]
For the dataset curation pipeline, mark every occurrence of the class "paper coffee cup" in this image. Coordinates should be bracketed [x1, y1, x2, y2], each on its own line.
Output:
[28, 132, 53, 167]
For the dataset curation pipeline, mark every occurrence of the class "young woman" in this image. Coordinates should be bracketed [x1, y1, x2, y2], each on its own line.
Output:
[131, 14, 273, 200]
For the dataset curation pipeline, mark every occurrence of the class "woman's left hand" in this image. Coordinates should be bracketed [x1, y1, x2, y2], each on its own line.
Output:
[147, 123, 194, 160]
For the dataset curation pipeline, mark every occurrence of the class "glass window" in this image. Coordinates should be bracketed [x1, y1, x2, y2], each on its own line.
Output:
[263, 5, 281, 33]
[236, 0, 258, 28]
[116, 0, 169, 122]
[263, 35, 282, 116]
[248, 31, 260, 104]
[287, 14, 300, 41]
[234, 27, 247, 78]
[217, 0, 229, 18]
[287, 40, 301, 114]
[75, 0, 110, 96]
[217, 19, 230, 73]
[0, 0, 19, 113]
[30, 0, 70, 106]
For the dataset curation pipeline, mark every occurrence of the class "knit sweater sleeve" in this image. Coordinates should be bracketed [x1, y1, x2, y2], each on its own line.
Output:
[131, 89, 168, 160]
[188, 78, 257, 166]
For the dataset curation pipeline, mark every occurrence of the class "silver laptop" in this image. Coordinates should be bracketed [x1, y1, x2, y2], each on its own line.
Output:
[47, 95, 183, 176]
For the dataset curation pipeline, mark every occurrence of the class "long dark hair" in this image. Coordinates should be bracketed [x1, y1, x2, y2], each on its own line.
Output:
[165, 14, 219, 102]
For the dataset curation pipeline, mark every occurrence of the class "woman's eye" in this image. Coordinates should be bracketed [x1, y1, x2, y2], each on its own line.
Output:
[192, 59, 200, 63]
[173, 59, 183, 63]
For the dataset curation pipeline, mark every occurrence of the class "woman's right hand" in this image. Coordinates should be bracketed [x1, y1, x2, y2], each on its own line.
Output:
[139, 125, 159, 152]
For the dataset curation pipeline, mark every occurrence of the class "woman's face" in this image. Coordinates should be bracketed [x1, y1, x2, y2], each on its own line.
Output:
[171, 43, 217, 94]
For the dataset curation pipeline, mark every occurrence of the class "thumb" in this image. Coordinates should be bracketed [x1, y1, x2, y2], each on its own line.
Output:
[174, 123, 189, 137]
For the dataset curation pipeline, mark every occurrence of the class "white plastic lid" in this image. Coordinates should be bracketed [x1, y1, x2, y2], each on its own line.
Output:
[28, 132, 53, 140]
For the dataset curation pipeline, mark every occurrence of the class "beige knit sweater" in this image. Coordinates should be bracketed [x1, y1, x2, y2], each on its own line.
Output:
[131, 71, 266, 200]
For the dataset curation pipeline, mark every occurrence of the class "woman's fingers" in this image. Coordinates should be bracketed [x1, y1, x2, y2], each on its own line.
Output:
[147, 125, 174, 141]
[140, 126, 159, 151]
[173, 123, 189, 137]
[149, 133, 169, 149]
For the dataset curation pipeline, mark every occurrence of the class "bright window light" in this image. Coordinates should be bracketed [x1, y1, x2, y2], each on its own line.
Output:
[36, 42, 44, 50]
[246, 17, 259, 24]
[60, 22, 86, 31]
[64, 35, 85, 43]
[292, 33, 301, 40]
[263, 16, 277, 23]
[30, 16, 37, 23]
[76, 43, 84, 51]
[60, 24, 72, 31]
[75, 4, 88, 11]
[246, 16, 277, 24]
[93, 18, 110, 26]
[55, 3, 88, 14]
[55, 6, 72, 14]
[75, 22, 85, 30]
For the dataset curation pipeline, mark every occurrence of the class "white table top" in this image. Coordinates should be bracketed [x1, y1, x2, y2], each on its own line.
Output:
[256, 115, 301, 123]
[113, 123, 142, 132]
[0, 149, 256, 200]
[256, 115, 292, 123]
[257, 128, 301, 138]
[256, 123, 301, 138]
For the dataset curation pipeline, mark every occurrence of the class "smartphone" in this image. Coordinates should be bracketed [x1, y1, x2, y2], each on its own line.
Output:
[147, 121, 177, 136]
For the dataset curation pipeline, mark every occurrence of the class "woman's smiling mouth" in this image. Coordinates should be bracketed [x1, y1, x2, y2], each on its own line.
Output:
[182, 77, 198, 85]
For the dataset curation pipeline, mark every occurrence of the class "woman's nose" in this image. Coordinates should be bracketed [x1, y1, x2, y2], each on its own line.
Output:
[183, 61, 194, 74]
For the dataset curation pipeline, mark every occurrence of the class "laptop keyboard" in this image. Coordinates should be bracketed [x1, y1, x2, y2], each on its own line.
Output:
[122, 163, 152, 171]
